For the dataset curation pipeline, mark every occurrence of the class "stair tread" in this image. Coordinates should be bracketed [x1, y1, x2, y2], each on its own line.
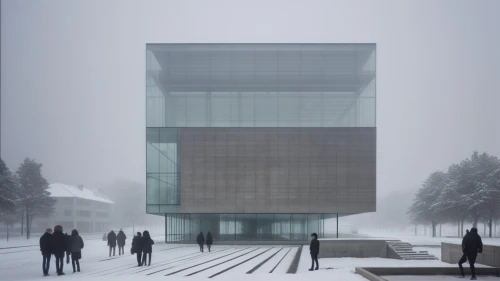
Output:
[388, 240, 438, 261]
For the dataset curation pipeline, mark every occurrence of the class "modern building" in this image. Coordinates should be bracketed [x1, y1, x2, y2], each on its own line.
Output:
[34, 183, 114, 233]
[146, 44, 376, 242]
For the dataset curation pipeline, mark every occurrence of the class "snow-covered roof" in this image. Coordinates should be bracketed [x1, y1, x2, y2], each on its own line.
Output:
[48, 183, 114, 204]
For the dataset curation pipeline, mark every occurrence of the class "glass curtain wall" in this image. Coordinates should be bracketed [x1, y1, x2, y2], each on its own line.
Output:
[146, 128, 180, 213]
[147, 44, 376, 128]
[165, 213, 330, 242]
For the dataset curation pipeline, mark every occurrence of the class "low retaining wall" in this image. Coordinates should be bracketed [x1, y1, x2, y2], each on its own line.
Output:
[356, 267, 500, 281]
[442, 242, 500, 268]
[319, 239, 392, 258]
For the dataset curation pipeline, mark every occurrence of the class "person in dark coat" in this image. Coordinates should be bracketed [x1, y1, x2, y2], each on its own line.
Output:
[309, 232, 320, 271]
[196, 232, 205, 253]
[458, 228, 470, 275]
[141, 230, 154, 266]
[131, 232, 142, 266]
[52, 225, 67, 276]
[67, 229, 84, 273]
[40, 228, 53, 276]
[117, 229, 127, 255]
[64, 233, 70, 264]
[459, 227, 483, 279]
[107, 230, 117, 257]
[206, 232, 213, 252]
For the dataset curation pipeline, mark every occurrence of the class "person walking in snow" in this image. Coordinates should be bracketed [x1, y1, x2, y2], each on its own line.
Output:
[206, 231, 213, 252]
[197, 232, 205, 253]
[107, 230, 117, 257]
[458, 228, 470, 274]
[67, 229, 84, 273]
[459, 227, 482, 280]
[141, 230, 154, 266]
[309, 232, 320, 271]
[117, 229, 127, 255]
[131, 232, 143, 266]
[52, 225, 68, 276]
[40, 228, 53, 276]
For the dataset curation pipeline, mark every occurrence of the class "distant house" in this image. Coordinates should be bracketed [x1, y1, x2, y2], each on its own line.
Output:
[35, 183, 114, 233]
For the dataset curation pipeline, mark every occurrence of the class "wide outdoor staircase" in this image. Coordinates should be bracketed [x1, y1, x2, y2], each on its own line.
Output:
[387, 241, 438, 260]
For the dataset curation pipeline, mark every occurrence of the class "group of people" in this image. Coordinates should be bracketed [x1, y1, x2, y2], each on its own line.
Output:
[458, 227, 483, 280]
[39, 226, 84, 276]
[106, 229, 127, 256]
[106, 229, 155, 266]
[196, 231, 213, 252]
[128, 231, 155, 266]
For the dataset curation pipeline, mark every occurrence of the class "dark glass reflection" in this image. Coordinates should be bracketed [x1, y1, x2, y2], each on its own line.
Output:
[165, 213, 330, 242]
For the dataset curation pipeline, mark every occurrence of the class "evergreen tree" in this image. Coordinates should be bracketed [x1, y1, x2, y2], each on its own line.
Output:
[16, 158, 55, 239]
[409, 151, 500, 238]
[482, 165, 500, 237]
[0, 158, 18, 241]
[408, 171, 448, 237]
[433, 163, 471, 236]
[452, 152, 500, 228]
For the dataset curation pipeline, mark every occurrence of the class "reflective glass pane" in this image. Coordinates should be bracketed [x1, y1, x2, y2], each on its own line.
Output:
[299, 93, 322, 127]
[166, 92, 187, 127]
[211, 92, 239, 127]
[278, 92, 299, 127]
[239, 93, 255, 127]
[255, 92, 278, 126]
[186, 92, 207, 126]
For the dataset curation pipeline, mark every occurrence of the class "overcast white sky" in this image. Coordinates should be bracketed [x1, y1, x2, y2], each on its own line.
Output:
[1, 0, 499, 197]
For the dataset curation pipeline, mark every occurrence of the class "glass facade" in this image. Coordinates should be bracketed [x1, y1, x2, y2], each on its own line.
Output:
[147, 44, 375, 128]
[165, 213, 329, 242]
[146, 44, 377, 242]
[146, 128, 180, 207]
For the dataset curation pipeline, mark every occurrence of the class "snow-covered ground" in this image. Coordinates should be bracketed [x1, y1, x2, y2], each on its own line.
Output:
[0, 236, 480, 281]
[2, 231, 498, 281]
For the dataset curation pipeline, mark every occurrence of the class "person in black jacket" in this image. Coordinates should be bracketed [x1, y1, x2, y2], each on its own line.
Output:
[131, 232, 142, 266]
[309, 233, 320, 271]
[68, 229, 84, 273]
[117, 229, 127, 255]
[206, 232, 213, 252]
[107, 230, 117, 257]
[459, 227, 483, 279]
[52, 225, 67, 276]
[40, 228, 53, 276]
[458, 229, 470, 276]
[197, 232, 205, 253]
[141, 230, 154, 266]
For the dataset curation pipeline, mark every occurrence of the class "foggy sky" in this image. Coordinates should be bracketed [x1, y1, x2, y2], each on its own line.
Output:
[1, 0, 499, 197]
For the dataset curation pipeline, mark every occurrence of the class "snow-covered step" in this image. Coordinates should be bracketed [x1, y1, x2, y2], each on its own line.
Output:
[387, 240, 438, 260]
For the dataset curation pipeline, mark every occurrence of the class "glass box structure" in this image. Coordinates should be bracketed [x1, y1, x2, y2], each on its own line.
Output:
[146, 44, 376, 242]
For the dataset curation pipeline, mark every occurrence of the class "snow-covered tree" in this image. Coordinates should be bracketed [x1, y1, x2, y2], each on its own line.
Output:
[482, 167, 500, 237]
[0, 158, 18, 241]
[410, 151, 500, 238]
[432, 163, 470, 236]
[408, 171, 448, 237]
[16, 158, 55, 239]
[450, 152, 500, 229]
